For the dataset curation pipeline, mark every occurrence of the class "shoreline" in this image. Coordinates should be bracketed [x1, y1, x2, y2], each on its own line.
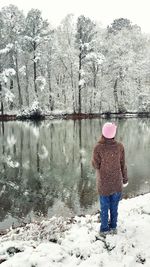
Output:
[1, 112, 150, 121]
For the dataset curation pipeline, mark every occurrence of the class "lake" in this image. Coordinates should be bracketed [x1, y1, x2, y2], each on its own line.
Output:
[0, 118, 150, 230]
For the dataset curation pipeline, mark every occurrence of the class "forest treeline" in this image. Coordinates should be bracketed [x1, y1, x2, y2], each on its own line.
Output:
[0, 5, 150, 115]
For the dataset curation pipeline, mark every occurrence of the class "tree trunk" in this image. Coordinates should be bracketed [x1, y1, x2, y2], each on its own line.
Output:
[47, 62, 54, 111]
[113, 78, 119, 112]
[0, 82, 4, 116]
[37, 142, 40, 173]
[70, 62, 75, 113]
[92, 63, 98, 88]
[9, 54, 14, 110]
[78, 48, 82, 114]
[10, 54, 14, 90]
[15, 55, 23, 108]
[93, 75, 96, 88]
[1, 101, 4, 116]
[1, 120, 6, 171]
[33, 41, 38, 97]
[25, 63, 29, 106]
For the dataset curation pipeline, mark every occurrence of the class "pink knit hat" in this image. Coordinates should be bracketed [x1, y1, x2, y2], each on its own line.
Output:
[102, 122, 117, 139]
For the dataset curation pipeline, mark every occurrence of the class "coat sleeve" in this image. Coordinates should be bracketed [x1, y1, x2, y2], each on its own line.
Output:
[120, 145, 128, 184]
[91, 145, 101, 169]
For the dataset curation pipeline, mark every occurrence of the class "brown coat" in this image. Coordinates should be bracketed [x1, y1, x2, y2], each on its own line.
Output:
[92, 137, 128, 196]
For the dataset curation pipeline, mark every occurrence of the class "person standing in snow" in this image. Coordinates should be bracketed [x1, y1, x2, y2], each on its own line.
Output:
[92, 122, 128, 236]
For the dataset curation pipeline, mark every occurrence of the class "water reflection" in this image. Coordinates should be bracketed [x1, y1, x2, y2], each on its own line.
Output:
[0, 118, 150, 229]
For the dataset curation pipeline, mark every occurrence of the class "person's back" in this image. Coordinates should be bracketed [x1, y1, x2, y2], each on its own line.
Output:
[93, 137, 128, 196]
[92, 122, 128, 236]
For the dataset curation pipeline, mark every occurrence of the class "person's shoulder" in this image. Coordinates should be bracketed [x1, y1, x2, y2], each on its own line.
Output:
[116, 141, 125, 150]
[93, 142, 102, 151]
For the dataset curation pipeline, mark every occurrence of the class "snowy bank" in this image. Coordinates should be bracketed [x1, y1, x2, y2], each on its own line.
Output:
[0, 193, 150, 266]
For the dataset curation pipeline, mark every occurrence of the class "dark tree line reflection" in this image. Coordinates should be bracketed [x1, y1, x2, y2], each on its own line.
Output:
[0, 118, 150, 229]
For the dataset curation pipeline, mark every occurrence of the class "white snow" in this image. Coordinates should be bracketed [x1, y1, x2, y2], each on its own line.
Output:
[36, 76, 46, 92]
[0, 44, 13, 55]
[32, 126, 40, 139]
[3, 88, 15, 103]
[2, 69, 16, 77]
[4, 156, 19, 168]
[30, 100, 40, 111]
[0, 193, 150, 266]
[38, 145, 49, 159]
[23, 161, 30, 170]
[33, 56, 41, 63]
[78, 79, 85, 86]
[19, 66, 26, 76]
[7, 135, 16, 148]
[86, 52, 105, 65]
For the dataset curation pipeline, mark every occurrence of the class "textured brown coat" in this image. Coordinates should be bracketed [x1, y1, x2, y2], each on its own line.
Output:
[92, 137, 128, 196]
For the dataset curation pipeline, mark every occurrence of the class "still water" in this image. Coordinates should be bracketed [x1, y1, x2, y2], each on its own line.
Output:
[0, 118, 150, 230]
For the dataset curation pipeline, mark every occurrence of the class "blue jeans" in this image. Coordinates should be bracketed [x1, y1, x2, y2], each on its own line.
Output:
[99, 192, 122, 232]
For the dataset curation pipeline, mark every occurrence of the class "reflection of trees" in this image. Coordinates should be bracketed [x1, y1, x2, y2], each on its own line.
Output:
[1, 121, 6, 171]
[50, 123, 54, 162]
[0, 185, 12, 221]
[117, 118, 150, 197]
[79, 120, 84, 179]
[78, 119, 88, 208]
[72, 121, 75, 163]
[77, 120, 97, 209]
[0, 118, 150, 227]
[0, 179, 31, 221]
[19, 126, 23, 177]
[37, 143, 40, 172]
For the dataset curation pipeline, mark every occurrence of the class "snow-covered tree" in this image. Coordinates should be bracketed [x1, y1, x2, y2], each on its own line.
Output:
[54, 14, 78, 112]
[76, 15, 97, 113]
[107, 18, 133, 34]
[0, 11, 4, 115]
[24, 9, 50, 98]
[103, 19, 148, 113]
[1, 5, 25, 108]
[0, 5, 150, 115]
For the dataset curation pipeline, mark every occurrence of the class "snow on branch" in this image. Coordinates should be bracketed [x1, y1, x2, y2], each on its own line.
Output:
[0, 44, 13, 55]
[19, 66, 26, 76]
[86, 52, 105, 64]
[0, 69, 16, 84]
[4, 155, 19, 168]
[36, 76, 46, 91]
[3, 88, 15, 103]
[79, 79, 85, 86]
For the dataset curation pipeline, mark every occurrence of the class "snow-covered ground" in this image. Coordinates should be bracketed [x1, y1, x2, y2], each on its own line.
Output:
[0, 193, 150, 267]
